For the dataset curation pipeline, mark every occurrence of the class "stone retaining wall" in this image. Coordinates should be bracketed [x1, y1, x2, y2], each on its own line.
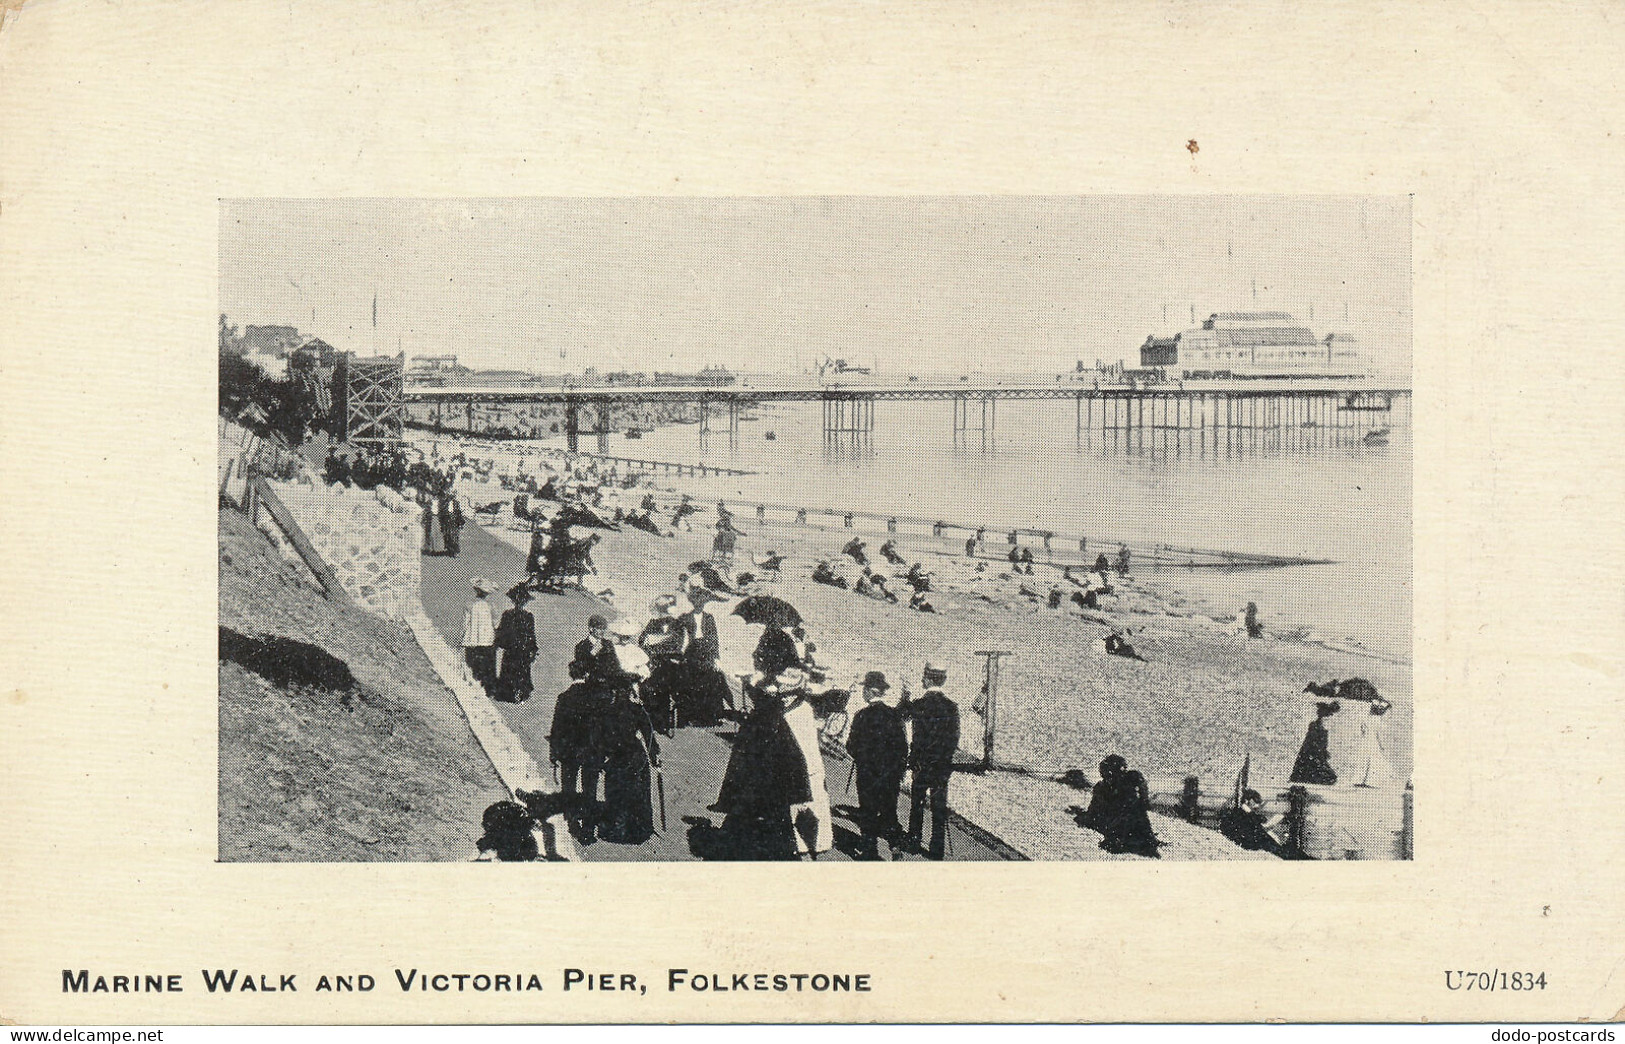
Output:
[269, 480, 421, 620]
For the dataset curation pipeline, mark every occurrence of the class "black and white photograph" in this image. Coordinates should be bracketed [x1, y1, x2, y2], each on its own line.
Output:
[217, 196, 1412, 864]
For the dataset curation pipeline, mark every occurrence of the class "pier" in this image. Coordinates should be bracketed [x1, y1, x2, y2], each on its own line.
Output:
[398, 374, 1411, 448]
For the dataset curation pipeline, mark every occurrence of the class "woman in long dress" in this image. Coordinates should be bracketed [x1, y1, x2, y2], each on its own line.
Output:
[1352, 698, 1394, 787]
[440, 494, 464, 556]
[421, 493, 447, 555]
[711, 674, 812, 860]
[637, 596, 687, 735]
[493, 585, 539, 703]
[778, 671, 835, 859]
[1290, 701, 1341, 785]
[596, 673, 660, 845]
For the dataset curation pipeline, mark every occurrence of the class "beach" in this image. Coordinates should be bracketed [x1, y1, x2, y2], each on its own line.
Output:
[461, 466, 1413, 794]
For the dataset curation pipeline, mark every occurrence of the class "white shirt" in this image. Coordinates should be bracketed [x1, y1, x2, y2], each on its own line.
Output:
[461, 599, 495, 647]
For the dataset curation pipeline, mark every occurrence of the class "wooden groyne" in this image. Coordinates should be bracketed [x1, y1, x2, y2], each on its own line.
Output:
[640, 490, 1331, 571]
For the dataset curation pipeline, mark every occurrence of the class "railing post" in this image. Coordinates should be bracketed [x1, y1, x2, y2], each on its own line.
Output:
[1401, 780, 1414, 860]
[1180, 776, 1201, 822]
[1286, 785, 1310, 858]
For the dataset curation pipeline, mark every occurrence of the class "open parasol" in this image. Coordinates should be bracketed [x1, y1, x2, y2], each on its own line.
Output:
[731, 594, 803, 629]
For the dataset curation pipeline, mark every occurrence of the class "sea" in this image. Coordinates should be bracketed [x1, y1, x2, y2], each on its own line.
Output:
[420, 397, 1412, 663]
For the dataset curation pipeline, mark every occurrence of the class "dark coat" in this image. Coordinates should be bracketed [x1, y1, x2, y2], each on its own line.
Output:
[1085, 770, 1159, 856]
[548, 682, 609, 766]
[680, 611, 720, 666]
[494, 608, 538, 700]
[570, 637, 621, 683]
[846, 701, 908, 785]
[900, 690, 960, 776]
[1290, 718, 1338, 785]
[597, 695, 659, 844]
[714, 691, 812, 816]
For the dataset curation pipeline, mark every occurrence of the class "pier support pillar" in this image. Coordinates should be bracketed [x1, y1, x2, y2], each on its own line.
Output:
[564, 401, 580, 453]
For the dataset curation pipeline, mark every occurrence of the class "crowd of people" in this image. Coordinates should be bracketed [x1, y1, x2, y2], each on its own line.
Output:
[396, 443, 1389, 863]
[457, 545, 970, 859]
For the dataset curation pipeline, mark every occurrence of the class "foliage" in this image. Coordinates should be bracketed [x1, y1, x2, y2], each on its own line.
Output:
[220, 346, 324, 447]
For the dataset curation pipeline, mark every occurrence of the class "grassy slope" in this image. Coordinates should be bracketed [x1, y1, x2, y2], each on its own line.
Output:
[218, 508, 506, 861]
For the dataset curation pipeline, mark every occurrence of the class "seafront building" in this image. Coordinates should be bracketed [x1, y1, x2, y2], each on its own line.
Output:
[1139, 312, 1370, 380]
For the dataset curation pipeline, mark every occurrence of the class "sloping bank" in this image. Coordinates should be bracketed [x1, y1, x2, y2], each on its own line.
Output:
[218, 506, 508, 860]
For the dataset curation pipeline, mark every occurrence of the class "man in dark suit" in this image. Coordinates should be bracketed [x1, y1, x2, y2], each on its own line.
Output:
[674, 586, 730, 725]
[900, 662, 960, 860]
[569, 614, 621, 684]
[845, 670, 908, 859]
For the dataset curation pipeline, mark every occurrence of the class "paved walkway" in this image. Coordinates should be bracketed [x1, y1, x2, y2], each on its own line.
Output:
[419, 521, 1010, 861]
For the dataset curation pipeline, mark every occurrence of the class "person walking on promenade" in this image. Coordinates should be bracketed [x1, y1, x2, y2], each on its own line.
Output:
[596, 669, 661, 845]
[1290, 701, 1341, 785]
[711, 669, 812, 859]
[845, 670, 908, 859]
[422, 491, 447, 555]
[900, 663, 960, 860]
[440, 493, 465, 557]
[778, 668, 836, 860]
[460, 578, 498, 696]
[492, 584, 539, 703]
[675, 585, 732, 726]
[569, 614, 621, 684]
[637, 595, 687, 735]
[549, 674, 610, 841]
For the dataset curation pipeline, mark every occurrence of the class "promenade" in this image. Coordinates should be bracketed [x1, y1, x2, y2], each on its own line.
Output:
[417, 522, 1008, 862]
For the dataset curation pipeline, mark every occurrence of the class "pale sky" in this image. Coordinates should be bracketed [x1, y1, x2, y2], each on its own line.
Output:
[219, 196, 1411, 376]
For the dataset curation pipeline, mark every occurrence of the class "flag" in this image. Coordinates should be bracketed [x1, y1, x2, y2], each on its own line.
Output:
[1230, 753, 1251, 808]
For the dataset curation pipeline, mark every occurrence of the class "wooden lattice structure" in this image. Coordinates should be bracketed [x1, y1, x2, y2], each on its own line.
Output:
[333, 352, 405, 449]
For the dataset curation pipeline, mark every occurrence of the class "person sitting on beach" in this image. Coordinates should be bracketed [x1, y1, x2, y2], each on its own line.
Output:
[908, 590, 936, 613]
[811, 561, 849, 590]
[1072, 588, 1100, 610]
[842, 537, 868, 567]
[623, 510, 664, 536]
[1048, 588, 1065, 609]
[671, 495, 697, 531]
[964, 537, 977, 557]
[1094, 552, 1111, 575]
[1104, 631, 1146, 661]
[904, 563, 932, 592]
[1007, 546, 1022, 571]
[640, 493, 658, 512]
[1219, 789, 1293, 859]
[880, 539, 906, 566]
[1083, 754, 1161, 858]
[1116, 543, 1132, 575]
[1018, 547, 1036, 575]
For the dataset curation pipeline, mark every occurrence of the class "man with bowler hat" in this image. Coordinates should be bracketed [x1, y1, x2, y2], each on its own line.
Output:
[900, 662, 960, 859]
[845, 670, 908, 859]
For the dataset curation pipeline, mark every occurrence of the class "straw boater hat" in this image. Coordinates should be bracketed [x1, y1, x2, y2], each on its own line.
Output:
[922, 662, 948, 687]
[471, 577, 494, 595]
